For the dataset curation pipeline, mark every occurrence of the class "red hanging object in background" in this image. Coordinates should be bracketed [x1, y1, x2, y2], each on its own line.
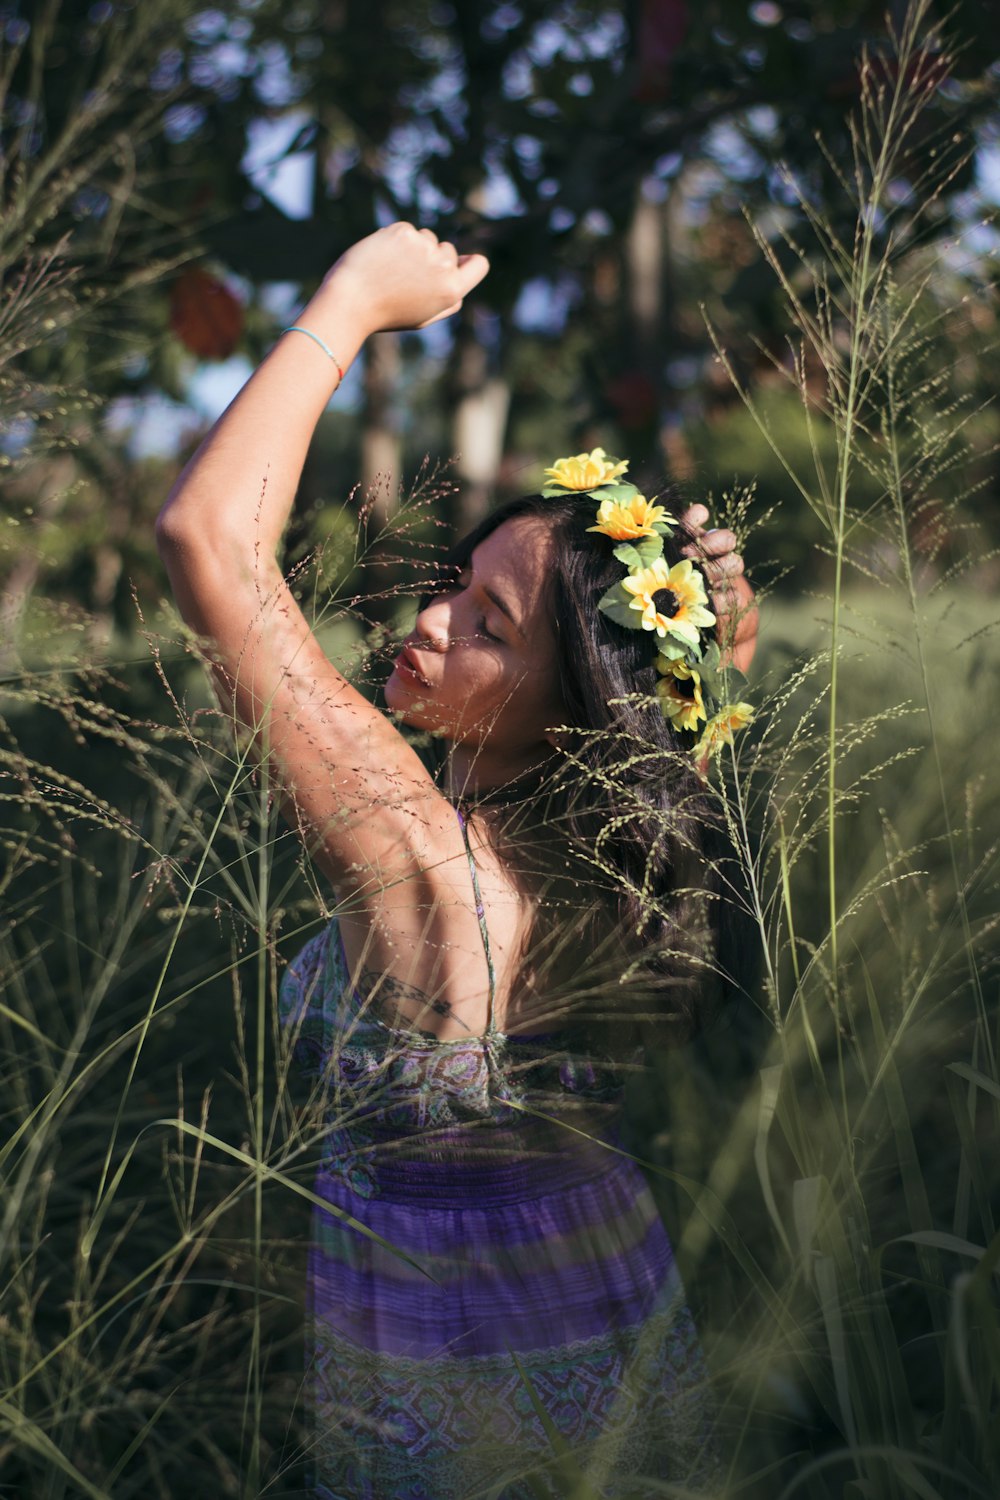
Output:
[633, 0, 689, 102]
[169, 266, 244, 359]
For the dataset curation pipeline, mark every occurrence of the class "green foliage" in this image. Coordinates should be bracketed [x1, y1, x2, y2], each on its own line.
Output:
[596, 578, 642, 629]
[0, 0, 204, 434]
[0, 0, 219, 663]
[611, 535, 665, 569]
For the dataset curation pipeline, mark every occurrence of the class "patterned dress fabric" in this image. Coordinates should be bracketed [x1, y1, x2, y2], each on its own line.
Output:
[278, 817, 720, 1499]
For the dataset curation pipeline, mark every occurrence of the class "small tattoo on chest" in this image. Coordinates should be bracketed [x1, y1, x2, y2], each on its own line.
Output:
[357, 971, 472, 1034]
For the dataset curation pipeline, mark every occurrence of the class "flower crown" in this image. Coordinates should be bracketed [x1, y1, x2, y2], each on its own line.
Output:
[542, 449, 753, 761]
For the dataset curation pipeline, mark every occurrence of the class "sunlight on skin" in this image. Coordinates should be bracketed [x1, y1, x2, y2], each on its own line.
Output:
[384, 510, 756, 800]
[384, 516, 567, 796]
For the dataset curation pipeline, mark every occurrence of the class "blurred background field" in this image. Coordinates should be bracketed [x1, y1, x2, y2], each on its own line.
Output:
[2, 0, 1000, 1496]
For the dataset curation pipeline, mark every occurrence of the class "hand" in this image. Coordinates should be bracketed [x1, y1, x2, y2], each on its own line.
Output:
[320, 222, 490, 336]
[679, 503, 758, 674]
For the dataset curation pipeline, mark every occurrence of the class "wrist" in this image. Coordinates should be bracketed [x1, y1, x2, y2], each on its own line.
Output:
[306, 271, 377, 353]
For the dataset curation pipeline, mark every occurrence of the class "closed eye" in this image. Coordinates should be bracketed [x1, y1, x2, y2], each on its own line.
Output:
[415, 570, 506, 646]
[451, 568, 503, 642]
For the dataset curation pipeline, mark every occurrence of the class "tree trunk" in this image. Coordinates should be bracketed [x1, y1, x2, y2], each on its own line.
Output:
[623, 189, 666, 487]
[658, 185, 695, 483]
[620, 185, 694, 486]
[446, 307, 509, 541]
[358, 331, 402, 629]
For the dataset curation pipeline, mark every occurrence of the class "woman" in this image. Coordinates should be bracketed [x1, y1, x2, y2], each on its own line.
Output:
[157, 223, 757, 1497]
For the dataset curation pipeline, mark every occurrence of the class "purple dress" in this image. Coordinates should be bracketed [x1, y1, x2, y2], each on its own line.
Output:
[278, 815, 720, 1498]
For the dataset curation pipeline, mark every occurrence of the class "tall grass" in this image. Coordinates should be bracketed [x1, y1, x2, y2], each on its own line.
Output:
[687, 5, 1000, 1494]
[2, 1, 999, 1496]
[0, 0, 196, 443]
[0, 474, 467, 1497]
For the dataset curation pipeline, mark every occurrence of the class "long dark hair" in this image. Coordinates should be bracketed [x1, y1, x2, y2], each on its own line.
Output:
[434, 491, 753, 1047]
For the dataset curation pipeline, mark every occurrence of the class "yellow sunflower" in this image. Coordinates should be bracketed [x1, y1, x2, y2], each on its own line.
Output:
[543, 448, 629, 491]
[587, 493, 669, 540]
[697, 702, 755, 758]
[620, 557, 716, 646]
[655, 660, 707, 732]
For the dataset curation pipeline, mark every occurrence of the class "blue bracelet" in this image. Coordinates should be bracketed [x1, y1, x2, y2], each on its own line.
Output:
[281, 325, 344, 383]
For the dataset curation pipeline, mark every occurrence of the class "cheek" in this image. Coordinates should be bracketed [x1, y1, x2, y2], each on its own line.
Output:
[446, 640, 505, 686]
[511, 641, 562, 706]
[497, 661, 565, 729]
[440, 652, 541, 735]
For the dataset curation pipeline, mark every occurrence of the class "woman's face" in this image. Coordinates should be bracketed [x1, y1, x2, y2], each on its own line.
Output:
[385, 515, 567, 767]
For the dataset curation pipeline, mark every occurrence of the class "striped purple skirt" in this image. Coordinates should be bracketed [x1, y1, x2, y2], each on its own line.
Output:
[280, 922, 721, 1498]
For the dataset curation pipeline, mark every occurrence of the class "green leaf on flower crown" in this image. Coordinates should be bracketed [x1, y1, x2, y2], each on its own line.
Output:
[614, 534, 659, 567]
[651, 519, 675, 537]
[701, 642, 748, 703]
[540, 481, 644, 501]
[695, 642, 723, 700]
[701, 643, 721, 684]
[597, 583, 644, 630]
[589, 482, 640, 502]
[635, 534, 665, 565]
[654, 638, 689, 666]
[611, 535, 664, 570]
[611, 542, 642, 570]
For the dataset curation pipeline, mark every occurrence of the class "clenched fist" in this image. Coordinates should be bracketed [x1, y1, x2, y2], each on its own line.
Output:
[322, 222, 490, 336]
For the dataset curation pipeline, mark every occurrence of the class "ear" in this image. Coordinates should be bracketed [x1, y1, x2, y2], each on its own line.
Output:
[543, 728, 573, 752]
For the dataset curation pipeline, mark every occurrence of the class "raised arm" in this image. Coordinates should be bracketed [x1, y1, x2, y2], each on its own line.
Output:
[156, 224, 490, 895]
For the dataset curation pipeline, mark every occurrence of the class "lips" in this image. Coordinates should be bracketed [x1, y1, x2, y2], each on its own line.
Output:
[392, 643, 433, 688]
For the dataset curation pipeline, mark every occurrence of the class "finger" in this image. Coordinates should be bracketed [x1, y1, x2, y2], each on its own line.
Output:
[702, 552, 744, 580]
[712, 565, 750, 594]
[454, 252, 490, 294]
[723, 583, 759, 669]
[437, 240, 458, 265]
[679, 503, 710, 532]
[701, 527, 737, 558]
[682, 527, 737, 560]
[418, 227, 439, 245]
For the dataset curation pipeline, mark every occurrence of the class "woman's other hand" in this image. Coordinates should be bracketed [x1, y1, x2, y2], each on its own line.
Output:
[679, 503, 758, 675]
[321, 222, 490, 335]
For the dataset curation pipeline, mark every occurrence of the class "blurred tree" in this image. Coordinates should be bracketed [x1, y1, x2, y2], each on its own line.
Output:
[170, 0, 1000, 532]
[3, 0, 999, 645]
[0, 0, 215, 658]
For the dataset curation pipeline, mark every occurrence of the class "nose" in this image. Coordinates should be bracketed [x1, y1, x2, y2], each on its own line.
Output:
[413, 595, 450, 652]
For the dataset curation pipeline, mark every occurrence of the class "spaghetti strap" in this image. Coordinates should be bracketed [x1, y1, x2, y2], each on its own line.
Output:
[456, 806, 498, 1035]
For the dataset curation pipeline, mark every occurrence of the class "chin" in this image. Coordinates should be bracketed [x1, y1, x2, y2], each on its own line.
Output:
[385, 674, 448, 734]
